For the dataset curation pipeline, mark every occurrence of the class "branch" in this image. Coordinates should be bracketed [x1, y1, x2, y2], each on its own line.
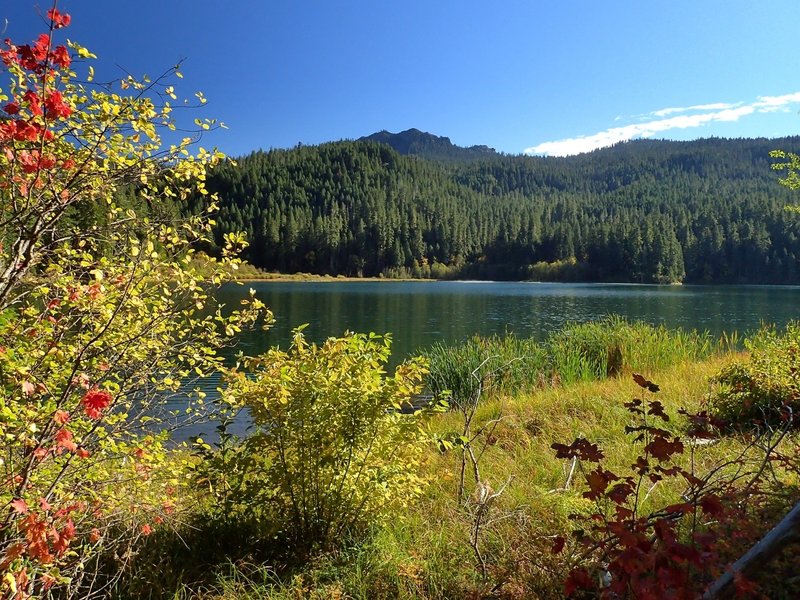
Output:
[704, 500, 800, 599]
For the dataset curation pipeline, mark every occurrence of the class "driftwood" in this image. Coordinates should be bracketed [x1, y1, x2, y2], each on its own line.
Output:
[704, 500, 800, 599]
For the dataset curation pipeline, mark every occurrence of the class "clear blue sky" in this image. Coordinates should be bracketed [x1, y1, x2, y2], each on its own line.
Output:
[4, 1, 800, 156]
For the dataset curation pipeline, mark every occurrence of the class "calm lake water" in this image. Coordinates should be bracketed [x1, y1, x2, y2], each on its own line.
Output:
[221, 280, 800, 360]
[170, 281, 800, 440]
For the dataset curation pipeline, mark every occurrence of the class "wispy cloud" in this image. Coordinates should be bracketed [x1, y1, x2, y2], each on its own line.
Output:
[650, 102, 740, 118]
[525, 92, 800, 157]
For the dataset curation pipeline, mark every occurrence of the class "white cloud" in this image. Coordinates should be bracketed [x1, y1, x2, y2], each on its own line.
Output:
[525, 93, 800, 157]
[650, 102, 739, 118]
[753, 92, 800, 113]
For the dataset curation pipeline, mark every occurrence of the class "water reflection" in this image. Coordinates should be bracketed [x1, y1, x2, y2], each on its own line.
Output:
[222, 281, 800, 363]
[173, 281, 799, 440]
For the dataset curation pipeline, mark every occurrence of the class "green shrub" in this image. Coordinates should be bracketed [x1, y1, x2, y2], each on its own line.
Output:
[217, 329, 434, 554]
[526, 257, 590, 281]
[710, 322, 800, 428]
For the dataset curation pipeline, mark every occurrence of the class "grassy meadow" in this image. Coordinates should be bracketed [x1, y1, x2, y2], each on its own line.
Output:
[154, 356, 748, 599]
[106, 318, 800, 599]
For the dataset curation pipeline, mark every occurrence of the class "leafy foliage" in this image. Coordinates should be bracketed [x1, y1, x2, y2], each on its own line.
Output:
[552, 376, 733, 598]
[0, 7, 265, 598]
[770, 149, 800, 191]
[552, 373, 800, 598]
[209, 330, 434, 554]
[709, 321, 800, 428]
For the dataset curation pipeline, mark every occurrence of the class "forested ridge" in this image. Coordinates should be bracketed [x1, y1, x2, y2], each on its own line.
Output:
[200, 134, 800, 283]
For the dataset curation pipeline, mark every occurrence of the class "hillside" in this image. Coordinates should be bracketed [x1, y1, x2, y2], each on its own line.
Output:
[199, 134, 800, 284]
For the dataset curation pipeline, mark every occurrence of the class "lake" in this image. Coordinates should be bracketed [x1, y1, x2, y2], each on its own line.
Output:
[220, 280, 800, 361]
[170, 281, 800, 440]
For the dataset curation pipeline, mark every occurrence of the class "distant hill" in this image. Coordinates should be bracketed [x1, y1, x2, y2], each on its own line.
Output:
[359, 128, 498, 162]
[197, 134, 800, 284]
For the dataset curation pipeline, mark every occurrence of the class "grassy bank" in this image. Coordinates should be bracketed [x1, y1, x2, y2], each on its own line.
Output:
[122, 349, 797, 599]
[102, 320, 800, 599]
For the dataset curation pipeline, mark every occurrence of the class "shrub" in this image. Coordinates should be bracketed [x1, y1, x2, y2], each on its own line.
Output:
[710, 322, 800, 428]
[0, 7, 265, 597]
[551, 374, 732, 598]
[217, 329, 434, 554]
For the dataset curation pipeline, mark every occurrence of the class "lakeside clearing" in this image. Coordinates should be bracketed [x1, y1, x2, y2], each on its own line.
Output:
[125, 350, 800, 599]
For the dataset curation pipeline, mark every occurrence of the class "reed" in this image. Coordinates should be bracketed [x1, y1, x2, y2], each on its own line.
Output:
[423, 316, 717, 406]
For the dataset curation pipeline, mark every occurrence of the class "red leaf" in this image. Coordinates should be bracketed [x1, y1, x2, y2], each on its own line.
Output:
[81, 387, 112, 419]
[607, 482, 634, 504]
[10, 498, 28, 514]
[653, 518, 676, 542]
[53, 410, 70, 425]
[564, 568, 594, 596]
[54, 428, 77, 453]
[663, 502, 691, 514]
[647, 400, 669, 421]
[645, 436, 684, 461]
[0, 542, 25, 570]
[584, 468, 615, 500]
[632, 373, 659, 393]
[734, 571, 760, 596]
[47, 8, 72, 28]
[624, 399, 644, 414]
[700, 494, 725, 516]
[551, 536, 566, 554]
[552, 438, 604, 462]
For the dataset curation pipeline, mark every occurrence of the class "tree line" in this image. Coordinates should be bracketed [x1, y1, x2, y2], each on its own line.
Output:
[195, 136, 800, 283]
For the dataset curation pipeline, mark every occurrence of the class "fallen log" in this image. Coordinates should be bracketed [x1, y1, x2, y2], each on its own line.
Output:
[704, 500, 800, 599]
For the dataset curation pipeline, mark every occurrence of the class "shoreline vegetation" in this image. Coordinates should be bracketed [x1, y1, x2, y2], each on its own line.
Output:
[114, 320, 800, 599]
[196, 254, 701, 284]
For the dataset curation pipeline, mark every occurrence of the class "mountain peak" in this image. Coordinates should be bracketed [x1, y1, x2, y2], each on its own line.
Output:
[359, 128, 497, 162]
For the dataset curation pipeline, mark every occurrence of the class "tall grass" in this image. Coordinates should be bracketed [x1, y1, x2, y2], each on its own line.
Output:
[421, 333, 548, 408]
[547, 315, 715, 384]
[423, 316, 717, 406]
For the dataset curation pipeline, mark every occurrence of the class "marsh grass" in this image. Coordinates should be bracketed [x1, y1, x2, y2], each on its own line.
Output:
[547, 316, 715, 384]
[423, 316, 718, 407]
[422, 333, 548, 408]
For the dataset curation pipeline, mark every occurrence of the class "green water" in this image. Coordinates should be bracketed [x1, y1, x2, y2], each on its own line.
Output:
[221, 281, 800, 361]
[170, 281, 799, 439]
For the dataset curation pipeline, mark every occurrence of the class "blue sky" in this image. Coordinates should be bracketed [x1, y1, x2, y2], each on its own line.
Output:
[4, 1, 800, 156]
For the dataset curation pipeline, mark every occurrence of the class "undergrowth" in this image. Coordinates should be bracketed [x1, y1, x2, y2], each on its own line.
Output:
[112, 324, 800, 599]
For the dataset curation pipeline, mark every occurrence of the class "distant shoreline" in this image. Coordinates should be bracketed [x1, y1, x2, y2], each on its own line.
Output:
[231, 273, 433, 283]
